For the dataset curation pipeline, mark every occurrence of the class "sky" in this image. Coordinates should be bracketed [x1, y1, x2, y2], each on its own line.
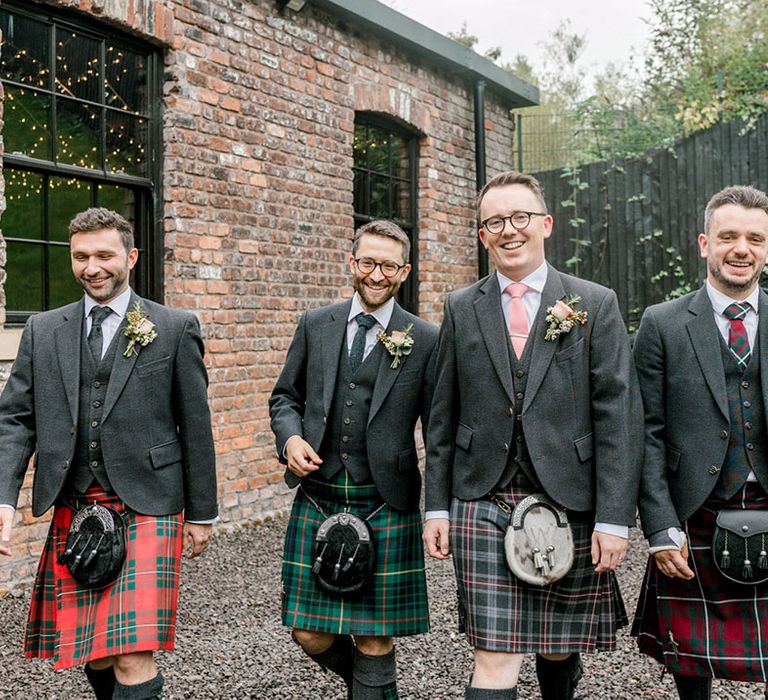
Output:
[385, 0, 653, 85]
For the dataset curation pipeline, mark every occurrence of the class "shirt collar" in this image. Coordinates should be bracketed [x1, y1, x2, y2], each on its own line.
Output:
[83, 286, 132, 320]
[348, 293, 395, 330]
[705, 280, 760, 316]
[496, 260, 548, 294]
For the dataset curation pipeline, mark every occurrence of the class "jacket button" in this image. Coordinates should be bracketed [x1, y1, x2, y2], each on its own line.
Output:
[745, 421, 752, 430]
[507, 407, 514, 417]
[515, 369, 525, 378]
[744, 400, 751, 408]
[742, 381, 750, 389]
[349, 383, 356, 390]
[709, 465, 720, 475]
[342, 435, 350, 443]
[719, 430, 728, 439]
[70, 426, 76, 435]
[503, 442, 509, 453]
[62, 460, 69, 469]
[747, 443, 755, 451]
[341, 452, 349, 460]
[515, 392, 524, 400]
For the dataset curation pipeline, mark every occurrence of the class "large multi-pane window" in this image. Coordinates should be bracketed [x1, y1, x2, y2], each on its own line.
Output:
[0, 2, 161, 323]
[353, 115, 419, 313]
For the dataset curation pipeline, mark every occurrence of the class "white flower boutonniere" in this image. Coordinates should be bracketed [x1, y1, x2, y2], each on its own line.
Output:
[123, 301, 158, 357]
[544, 294, 588, 342]
[377, 323, 414, 369]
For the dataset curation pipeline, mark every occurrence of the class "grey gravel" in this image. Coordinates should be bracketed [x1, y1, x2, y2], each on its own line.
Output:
[1, 520, 766, 699]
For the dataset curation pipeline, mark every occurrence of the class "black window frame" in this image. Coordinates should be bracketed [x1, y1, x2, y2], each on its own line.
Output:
[353, 112, 419, 314]
[0, 0, 163, 325]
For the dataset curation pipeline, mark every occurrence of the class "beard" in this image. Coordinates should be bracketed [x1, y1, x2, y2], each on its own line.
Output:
[708, 257, 762, 296]
[352, 274, 401, 311]
[78, 267, 129, 303]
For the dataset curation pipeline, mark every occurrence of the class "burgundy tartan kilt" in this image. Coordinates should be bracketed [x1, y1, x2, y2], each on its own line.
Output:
[281, 471, 429, 638]
[25, 488, 183, 670]
[451, 477, 628, 654]
[633, 483, 768, 681]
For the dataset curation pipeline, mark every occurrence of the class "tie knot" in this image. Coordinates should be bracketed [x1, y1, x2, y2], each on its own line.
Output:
[356, 313, 376, 330]
[504, 282, 528, 300]
[90, 306, 113, 326]
[724, 302, 750, 321]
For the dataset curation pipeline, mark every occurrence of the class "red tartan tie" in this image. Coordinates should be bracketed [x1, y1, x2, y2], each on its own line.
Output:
[724, 302, 752, 371]
[505, 282, 529, 358]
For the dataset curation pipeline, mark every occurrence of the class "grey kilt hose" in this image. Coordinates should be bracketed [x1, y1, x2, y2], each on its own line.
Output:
[281, 470, 429, 637]
[451, 474, 628, 653]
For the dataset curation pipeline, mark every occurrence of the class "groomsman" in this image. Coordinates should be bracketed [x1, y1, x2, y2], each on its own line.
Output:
[424, 171, 641, 700]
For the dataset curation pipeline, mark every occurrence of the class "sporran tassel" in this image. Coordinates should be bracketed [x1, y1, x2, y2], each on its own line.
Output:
[759, 535, 768, 570]
[742, 558, 753, 579]
[720, 532, 730, 569]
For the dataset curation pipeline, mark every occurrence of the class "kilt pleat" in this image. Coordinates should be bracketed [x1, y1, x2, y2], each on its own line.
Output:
[25, 488, 183, 670]
[633, 483, 768, 681]
[451, 480, 627, 654]
[281, 471, 429, 637]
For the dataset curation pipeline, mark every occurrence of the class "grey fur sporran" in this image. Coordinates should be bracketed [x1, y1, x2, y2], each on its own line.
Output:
[502, 493, 575, 586]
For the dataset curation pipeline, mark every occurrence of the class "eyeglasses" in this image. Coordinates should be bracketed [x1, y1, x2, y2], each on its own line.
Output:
[354, 257, 407, 278]
[481, 211, 547, 234]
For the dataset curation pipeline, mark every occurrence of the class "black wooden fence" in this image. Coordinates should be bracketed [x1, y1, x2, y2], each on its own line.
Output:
[534, 112, 768, 329]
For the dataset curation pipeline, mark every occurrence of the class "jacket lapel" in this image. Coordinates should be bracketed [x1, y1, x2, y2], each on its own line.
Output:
[522, 264, 564, 412]
[54, 299, 85, 423]
[369, 303, 407, 421]
[321, 301, 352, 417]
[102, 292, 140, 422]
[686, 285, 728, 420]
[475, 275, 515, 403]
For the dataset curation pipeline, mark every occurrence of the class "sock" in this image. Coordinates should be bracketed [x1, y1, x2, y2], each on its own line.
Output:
[113, 671, 165, 700]
[535, 654, 583, 700]
[464, 686, 518, 699]
[352, 648, 398, 700]
[309, 634, 355, 690]
[673, 674, 712, 700]
[84, 663, 116, 700]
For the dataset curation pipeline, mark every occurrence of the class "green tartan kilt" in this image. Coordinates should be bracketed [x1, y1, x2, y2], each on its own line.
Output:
[281, 471, 429, 637]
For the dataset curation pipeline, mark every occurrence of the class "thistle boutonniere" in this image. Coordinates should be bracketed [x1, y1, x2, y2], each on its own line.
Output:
[544, 294, 588, 342]
[377, 323, 414, 369]
[123, 301, 158, 357]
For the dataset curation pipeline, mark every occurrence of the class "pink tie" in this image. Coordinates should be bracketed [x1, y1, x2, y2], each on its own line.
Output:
[505, 282, 529, 358]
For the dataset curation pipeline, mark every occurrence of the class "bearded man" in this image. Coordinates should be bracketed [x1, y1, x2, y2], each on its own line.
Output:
[269, 219, 438, 699]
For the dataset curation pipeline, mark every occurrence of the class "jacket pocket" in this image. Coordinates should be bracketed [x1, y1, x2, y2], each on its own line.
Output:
[149, 440, 182, 470]
[666, 443, 682, 472]
[397, 447, 418, 472]
[574, 432, 594, 462]
[136, 356, 171, 377]
[455, 423, 473, 450]
[555, 338, 585, 363]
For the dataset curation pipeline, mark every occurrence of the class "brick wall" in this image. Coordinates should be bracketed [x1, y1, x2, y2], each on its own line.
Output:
[0, 0, 516, 592]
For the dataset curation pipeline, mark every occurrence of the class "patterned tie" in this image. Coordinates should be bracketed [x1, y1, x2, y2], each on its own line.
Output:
[505, 282, 529, 358]
[88, 306, 113, 360]
[723, 302, 752, 371]
[349, 313, 377, 372]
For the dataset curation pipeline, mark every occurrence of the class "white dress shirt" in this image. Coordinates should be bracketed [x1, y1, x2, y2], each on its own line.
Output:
[84, 287, 132, 358]
[346, 294, 394, 360]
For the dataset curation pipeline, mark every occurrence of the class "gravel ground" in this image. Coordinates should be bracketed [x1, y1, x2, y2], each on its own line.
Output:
[1, 519, 767, 699]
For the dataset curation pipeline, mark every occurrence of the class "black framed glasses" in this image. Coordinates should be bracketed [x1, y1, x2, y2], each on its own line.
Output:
[354, 257, 407, 278]
[481, 211, 547, 234]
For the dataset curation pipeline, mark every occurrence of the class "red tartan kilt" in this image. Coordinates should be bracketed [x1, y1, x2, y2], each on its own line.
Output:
[633, 483, 768, 681]
[25, 488, 183, 670]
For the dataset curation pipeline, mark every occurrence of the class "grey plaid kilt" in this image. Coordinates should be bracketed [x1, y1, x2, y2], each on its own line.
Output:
[633, 482, 768, 681]
[451, 477, 627, 653]
[281, 470, 429, 637]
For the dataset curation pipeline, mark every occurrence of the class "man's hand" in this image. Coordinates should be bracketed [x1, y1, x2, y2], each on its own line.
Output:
[591, 531, 628, 573]
[0, 506, 14, 557]
[183, 522, 213, 559]
[423, 518, 451, 560]
[654, 541, 694, 580]
[285, 435, 323, 478]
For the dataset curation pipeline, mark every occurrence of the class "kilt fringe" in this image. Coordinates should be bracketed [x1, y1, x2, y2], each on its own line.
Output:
[281, 472, 429, 638]
[25, 489, 183, 670]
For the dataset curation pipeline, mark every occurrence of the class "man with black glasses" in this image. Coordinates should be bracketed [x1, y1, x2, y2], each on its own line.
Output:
[269, 219, 438, 699]
[424, 171, 642, 700]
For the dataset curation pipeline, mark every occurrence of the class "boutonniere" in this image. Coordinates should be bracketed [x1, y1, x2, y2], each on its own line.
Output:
[123, 301, 158, 357]
[544, 294, 588, 342]
[377, 323, 414, 368]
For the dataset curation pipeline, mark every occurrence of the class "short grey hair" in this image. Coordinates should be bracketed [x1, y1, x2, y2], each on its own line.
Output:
[352, 220, 411, 262]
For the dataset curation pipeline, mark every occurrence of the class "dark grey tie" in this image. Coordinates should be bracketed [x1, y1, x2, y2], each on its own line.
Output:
[88, 306, 113, 360]
[349, 313, 377, 372]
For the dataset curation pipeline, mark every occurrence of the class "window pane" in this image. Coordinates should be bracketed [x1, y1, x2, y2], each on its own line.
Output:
[105, 111, 147, 176]
[369, 174, 391, 218]
[97, 184, 135, 222]
[353, 169, 368, 216]
[105, 45, 147, 113]
[49, 177, 93, 242]
[49, 244, 82, 308]
[389, 134, 403, 177]
[3, 169, 44, 240]
[366, 126, 390, 174]
[4, 86, 52, 159]
[57, 98, 101, 168]
[0, 11, 50, 88]
[353, 123, 368, 163]
[6, 241, 44, 313]
[56, 28, 100, 103]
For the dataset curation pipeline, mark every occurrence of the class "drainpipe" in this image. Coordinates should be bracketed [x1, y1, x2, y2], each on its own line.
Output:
[474, 79, 488, 279]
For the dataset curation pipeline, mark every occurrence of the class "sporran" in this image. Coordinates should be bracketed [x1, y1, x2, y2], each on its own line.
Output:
[712, 509, 768, 585]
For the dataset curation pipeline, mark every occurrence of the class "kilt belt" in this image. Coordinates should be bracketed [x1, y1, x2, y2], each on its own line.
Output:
[25, 487, 183, 670]
[281, 471, 429, 637]
[451, 474, 627, 654]
[633, 482, 768, 681]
